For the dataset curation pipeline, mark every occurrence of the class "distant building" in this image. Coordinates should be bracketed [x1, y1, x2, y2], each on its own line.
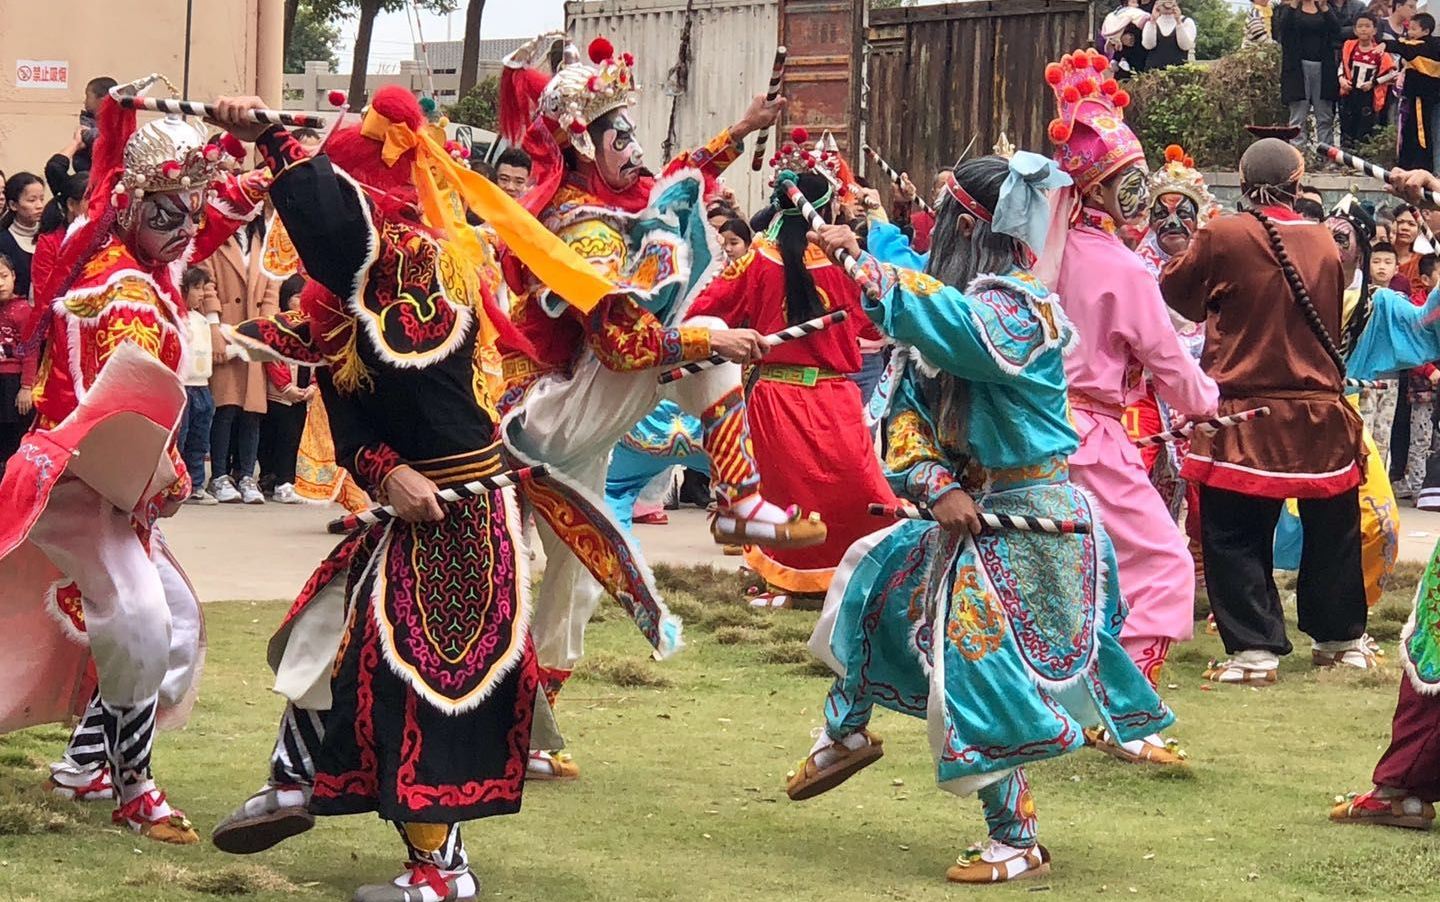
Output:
[412, 38, 528, 75]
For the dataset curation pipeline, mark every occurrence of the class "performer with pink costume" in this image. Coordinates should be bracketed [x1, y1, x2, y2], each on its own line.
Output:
[1039, 49, 1219, 766]
[0, 74, 269, 844]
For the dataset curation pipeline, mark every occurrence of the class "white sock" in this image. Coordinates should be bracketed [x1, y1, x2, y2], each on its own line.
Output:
[980, 839, 1026, 864]
[396, 867, 475, 900]
[729, 494, 790, 524]
[809, 731, 869, 769]
[1231, 649, 1280, 670]
[1313, 638, 1367, 654]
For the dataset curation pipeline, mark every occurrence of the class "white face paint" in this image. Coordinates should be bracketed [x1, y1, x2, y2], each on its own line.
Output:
[589, 108, 645, 191]
[122, 189, 205, 267]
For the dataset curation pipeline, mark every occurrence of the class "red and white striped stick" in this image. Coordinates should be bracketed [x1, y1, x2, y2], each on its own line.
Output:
[657, 310, 847, 384]
[325, 465, 546, 535]
[1346, 378, 1393, 390]
[863, 144, 932, 214]
[868, 502, 1091, 535]
[750, 47, 788, 172]
[778, 176, 884, 301]
[115, 94, 327, 130]
[1319, 143, 1440, 208]
[1134, 406, 1271, 448]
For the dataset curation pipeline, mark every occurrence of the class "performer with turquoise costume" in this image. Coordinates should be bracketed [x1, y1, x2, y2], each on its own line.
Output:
[604, 401, 708, 531]
[785, 152, 1174, 885]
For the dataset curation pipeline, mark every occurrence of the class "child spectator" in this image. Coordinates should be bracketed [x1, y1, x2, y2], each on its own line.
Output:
[0, 173, 46, 299]
[257, 275, 314, 504]
[74, 76, 116, 173]
[718, 218, 752, 263]
[179, 267, 221, 504]
[1392, 12, 1440, 171]
[494, 147, 532, 199]
[1246, 0, 1276, 45]
[0, 255, 32, 471]
[1340, 13, 1398, 144]
[1367, 241, 1409, 471]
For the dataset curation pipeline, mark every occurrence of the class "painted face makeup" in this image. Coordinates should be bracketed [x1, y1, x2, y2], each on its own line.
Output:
[123, 189, 205, 267]
[1150, 191, 1200, 256]
[1327, 217, 1360, 271]
[1112, 165, 1151, 226]
[590, 108, 645, 192]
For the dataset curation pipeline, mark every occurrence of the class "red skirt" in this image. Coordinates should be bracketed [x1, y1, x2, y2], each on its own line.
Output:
[744, 377, 896, 594]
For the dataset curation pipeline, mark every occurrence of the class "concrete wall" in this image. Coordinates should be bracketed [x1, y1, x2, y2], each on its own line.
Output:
[0, 0, 280, 183]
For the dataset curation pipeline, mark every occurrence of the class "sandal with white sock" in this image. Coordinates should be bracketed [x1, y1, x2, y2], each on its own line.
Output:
[47, 762, 114, 801]
[1330, 789, 1436, 830]
[114, 788, 199, 845]
[1083, 728, 1188, 766]
[786, 729, 884, 801]
[212, 783, 315, 854]
[525, 749, 579, 781]
[1312, 646, 1378, 669]
[712, 502, 827, 550]
[352, 863, 479, 902]
[1202, 658, 1278, 685]
[946, 840, 1052, 884]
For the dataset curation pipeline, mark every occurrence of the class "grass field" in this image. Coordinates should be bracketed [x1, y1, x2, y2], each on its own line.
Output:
[1, 563, 1438, 902]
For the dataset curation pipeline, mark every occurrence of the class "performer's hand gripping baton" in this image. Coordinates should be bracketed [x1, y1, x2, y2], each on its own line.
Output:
[657, 311, 847, 384]
[325, 466, 547, 535]
[1133, 406, 1271, 448]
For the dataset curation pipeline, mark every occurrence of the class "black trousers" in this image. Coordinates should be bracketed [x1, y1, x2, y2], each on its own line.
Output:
[1199, 485, 1367, 656]
[1339, 89, 1380, 144]
[258, 402, 307, 486]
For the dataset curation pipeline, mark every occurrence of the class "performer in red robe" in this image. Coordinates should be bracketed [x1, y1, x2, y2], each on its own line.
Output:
[690, 136, 896, 604]
[0, 74, 268, 844]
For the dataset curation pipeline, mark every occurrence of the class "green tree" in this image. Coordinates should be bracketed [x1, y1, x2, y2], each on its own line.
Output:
[285, 1, 341, 73]
[1188, 0, 1244, 60]
[446, 74, 499, 131]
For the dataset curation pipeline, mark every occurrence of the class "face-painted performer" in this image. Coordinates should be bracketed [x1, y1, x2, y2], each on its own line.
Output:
[785, 151, 1175, 885]
[497, 33, 823, 780]
[1161, 136, 1376, 685]
[1039, 48, 1219, 766]
[0, 74, 272, 844]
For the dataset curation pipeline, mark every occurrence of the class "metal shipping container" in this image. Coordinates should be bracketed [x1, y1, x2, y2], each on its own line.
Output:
[566, 0, 781, 214]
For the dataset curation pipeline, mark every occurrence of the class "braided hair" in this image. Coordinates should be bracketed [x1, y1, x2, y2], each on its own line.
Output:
[1246, 207, 1347, 377]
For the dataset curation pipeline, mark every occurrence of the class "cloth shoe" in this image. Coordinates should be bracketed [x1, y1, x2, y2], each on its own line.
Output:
[210, 475, 242, 504]
[352, 864, 479, 902]
[525, 750, 579, 781]
[1202, 649, 1279, 685]
[1083, 728, 1187, 766]
[1312, 639, 1377, 669]
[238, 475, 266, 505]
[786, 729, 884, 801]
[1330, 789, 1436, 830]
[185, 490, 220, 506]
[212, 783, 315, 854]
[273, 482, 306, 505]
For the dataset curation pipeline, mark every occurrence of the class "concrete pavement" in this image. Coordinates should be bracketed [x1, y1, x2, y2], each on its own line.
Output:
[158, 497, 1440, 603]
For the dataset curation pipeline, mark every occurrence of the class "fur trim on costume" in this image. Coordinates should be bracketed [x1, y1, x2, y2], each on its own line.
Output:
[962, 273, 1079, 377]
[44, 579, 89, 647]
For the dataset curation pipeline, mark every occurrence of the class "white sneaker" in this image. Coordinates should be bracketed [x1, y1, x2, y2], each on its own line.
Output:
[273, 482, 305, 504]
[210, 475, 242, 504]
[238, 476, 266, 505]
[185, 490, 220, 506]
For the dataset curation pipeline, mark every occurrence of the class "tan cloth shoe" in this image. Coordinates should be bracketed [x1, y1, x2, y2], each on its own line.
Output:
[946, 842, 1051, 884]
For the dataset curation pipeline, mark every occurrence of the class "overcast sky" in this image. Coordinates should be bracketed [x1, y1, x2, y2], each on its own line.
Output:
[337, 3, 566, 72]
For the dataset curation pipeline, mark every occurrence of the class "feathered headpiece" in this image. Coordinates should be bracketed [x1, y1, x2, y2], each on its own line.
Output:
[501, 33, 637, 161]
[768, 127, 842, 189]
[1045, 48, 1144, 193]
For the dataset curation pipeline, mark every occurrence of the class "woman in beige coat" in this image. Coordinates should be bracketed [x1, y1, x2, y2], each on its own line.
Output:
[208, 221, 279, 504]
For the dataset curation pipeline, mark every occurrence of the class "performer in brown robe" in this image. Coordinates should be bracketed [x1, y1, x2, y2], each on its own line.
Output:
[1159, 137, 1372, 685]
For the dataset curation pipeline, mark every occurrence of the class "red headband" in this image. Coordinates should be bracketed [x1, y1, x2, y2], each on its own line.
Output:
[945, 172, 993, 222]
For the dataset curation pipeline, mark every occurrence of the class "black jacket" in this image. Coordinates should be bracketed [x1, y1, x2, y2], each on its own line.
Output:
[1275, 5, 1342, 104]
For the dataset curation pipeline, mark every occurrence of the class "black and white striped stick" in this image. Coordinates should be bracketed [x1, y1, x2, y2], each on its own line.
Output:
[115, 94, 327, 130]
[1319, 143, 1440, 208]
[868, 503, 1091, 535]
[749, 47, 788, 172]
[778, 176, 884, 302]
[325, 465, 547, 534]
[1134, 406, 1271, 448]
[1346, 378, 1393, 390]
[863, 144, 932, 214]
[657, 310, 847, 384]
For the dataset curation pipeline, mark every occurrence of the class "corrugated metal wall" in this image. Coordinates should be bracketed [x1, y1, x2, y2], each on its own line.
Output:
[567, 0, 781, 213]
[865, 1, 1092, 191]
